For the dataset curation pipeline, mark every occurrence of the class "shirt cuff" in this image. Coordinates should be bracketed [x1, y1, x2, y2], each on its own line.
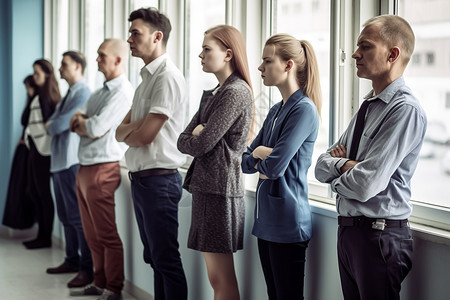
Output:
[334, 158, 350, 176]
[246, 154, 260, 171]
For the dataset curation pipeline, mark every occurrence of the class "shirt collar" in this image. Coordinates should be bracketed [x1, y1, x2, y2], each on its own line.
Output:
[141, 53, 167, 78]
[104, 74, 125, 91]
[364, 77, 405, 103]
[69, 78, 86, 92]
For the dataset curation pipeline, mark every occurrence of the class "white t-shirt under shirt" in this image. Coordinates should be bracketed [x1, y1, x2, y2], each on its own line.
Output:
[125, 53, 187, 172]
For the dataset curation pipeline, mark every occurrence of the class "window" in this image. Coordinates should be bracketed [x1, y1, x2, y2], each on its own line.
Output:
[184, 0, 226, 120]
[426, 52, 435, 65]
[274, 0, 331, 196]
[85, 1, 105, 90]
[412, 53, 421, 65]
[398, 0, 450, 209]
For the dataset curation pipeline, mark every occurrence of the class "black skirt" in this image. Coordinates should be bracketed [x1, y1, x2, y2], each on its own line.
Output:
[2, 143, 35, 229]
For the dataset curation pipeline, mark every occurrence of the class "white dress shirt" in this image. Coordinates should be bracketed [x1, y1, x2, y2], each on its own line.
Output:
[125, 53, 187, 172]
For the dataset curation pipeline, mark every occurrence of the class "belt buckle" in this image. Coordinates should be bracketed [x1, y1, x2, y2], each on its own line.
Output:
[372, 219, 386, 231]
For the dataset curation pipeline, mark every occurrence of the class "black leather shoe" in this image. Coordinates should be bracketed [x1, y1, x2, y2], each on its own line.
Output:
[67, 272, 93, 288]
[46, 262, 78, 274]
[23, 239, 52, 249]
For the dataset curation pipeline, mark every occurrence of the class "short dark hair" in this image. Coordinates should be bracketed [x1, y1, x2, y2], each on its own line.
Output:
[128, 7, 172, 46]
[62, 51, 87, 74]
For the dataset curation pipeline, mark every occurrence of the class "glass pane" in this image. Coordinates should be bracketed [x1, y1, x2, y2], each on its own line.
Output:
[274, 0, 331, 192]
[185, 0, 226, 119]
[132, 0, 159, 9]
[55, 0, 69, 93]
[398, 0, 450, 208]
[85, 0, 105, 90]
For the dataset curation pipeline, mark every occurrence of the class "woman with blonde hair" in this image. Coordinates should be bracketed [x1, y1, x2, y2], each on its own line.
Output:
[242, 33, 322, 299]
[177, 25, 254, 300]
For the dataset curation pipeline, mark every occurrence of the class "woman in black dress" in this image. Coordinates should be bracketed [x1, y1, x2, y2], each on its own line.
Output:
[2, 75, 38, 230]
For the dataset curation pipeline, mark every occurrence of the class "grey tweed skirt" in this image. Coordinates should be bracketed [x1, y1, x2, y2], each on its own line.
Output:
[188, 192, 245, 253]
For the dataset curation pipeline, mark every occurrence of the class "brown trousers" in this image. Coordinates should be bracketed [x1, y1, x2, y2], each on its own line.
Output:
[76, 162, 124, 293]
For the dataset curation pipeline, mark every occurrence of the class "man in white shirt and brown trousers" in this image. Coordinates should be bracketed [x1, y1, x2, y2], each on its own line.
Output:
[70, 38, 134, 300]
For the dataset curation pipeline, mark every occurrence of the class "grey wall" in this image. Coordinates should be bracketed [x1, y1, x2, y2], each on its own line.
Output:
[52, 168, 450, 300]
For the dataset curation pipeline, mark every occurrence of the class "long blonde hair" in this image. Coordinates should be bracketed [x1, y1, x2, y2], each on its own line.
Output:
[265, 34, 322, 116]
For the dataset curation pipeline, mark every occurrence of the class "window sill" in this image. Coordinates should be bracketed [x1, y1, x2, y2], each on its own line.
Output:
[245, 188, 450, 247]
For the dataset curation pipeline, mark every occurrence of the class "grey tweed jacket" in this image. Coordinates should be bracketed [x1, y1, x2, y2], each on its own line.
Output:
[177, 73, 253, 197]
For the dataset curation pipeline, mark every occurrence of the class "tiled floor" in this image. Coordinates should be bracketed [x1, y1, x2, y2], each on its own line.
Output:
[0, 228, 138, 300]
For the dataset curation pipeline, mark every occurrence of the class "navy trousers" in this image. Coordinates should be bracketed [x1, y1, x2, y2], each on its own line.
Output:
[52, 164, 93, 275]
[338, 225, 413, 300]
[130, 172, 187, 300]
[258, 238, 309, 300]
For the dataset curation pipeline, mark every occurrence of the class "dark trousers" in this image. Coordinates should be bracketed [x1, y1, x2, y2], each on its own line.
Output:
[27, 138, 53, 242]
[258, 238, 309, 300]
[76, 163, 124, 293]
[52, 164, 92, 275]
[337, 225, 413, 300]
[130, 172, 187, 300]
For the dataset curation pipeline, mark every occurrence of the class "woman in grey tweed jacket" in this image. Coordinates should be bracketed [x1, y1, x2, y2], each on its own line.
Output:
[177, 25, 253, 300]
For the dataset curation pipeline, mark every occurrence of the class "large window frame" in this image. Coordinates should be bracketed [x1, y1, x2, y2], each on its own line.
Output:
[43, 0, 450, 235]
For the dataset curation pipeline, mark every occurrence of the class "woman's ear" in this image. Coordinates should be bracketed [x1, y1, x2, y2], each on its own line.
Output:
[286, 59, 294, 72]
[225, 49, 233, 62]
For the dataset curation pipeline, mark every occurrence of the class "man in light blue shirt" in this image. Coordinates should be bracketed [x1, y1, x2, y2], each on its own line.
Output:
[45, 51, 93, 288]
[315, 15, 427, 300]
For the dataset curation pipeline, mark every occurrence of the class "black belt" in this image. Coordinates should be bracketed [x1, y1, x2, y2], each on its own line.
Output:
[128, 168, 177, 180]
[338, 216, 409, 230]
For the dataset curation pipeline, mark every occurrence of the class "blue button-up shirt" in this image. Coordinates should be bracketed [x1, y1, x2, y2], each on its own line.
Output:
[47, 79, 90, 172]
[315, 77, 427, 219]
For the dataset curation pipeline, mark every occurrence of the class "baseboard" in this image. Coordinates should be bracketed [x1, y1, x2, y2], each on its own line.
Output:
[124, 280, 153, 300]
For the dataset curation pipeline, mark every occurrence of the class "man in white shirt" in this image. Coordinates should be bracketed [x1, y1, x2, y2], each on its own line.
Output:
[116, 8, 188, 300]
[70, 39, 134, 300]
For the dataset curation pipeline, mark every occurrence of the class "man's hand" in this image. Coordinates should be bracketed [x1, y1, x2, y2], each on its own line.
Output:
[192, 124, 205, 136]
[330, 144, 347, 158]
[330, 145, 359, 173]
[70, 112, 82, 132]
[253, 146, 273, 160]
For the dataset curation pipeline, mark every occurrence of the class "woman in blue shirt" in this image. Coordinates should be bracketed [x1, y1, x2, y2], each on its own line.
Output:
[241, 34, 322, 299]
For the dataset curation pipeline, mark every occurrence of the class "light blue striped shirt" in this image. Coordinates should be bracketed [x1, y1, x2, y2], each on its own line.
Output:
[78, 74, 134, 166]
[47, 79, 90, 172]
[315, 77, 427, 219]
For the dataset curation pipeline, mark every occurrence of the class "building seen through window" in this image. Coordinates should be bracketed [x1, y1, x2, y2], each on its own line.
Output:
[399, 0, 450, 208]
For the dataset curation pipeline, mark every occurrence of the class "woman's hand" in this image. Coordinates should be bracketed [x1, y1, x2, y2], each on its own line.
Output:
[253, 146, 273, 160]
[192, 124, 205, 136]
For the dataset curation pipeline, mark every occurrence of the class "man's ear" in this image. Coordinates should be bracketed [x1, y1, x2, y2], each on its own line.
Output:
[115, 56, 122, 66]
[286, 59, 294, 72]
[224, 49, 233, 62]
[388, 46, 401, 63]
[154, 31, 163, 44]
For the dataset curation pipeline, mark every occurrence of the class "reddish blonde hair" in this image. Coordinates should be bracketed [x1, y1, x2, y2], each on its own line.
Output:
[205, 25, 255, 138]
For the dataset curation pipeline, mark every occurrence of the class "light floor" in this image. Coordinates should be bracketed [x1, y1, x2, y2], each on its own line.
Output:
[0, 228, 139, 300]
